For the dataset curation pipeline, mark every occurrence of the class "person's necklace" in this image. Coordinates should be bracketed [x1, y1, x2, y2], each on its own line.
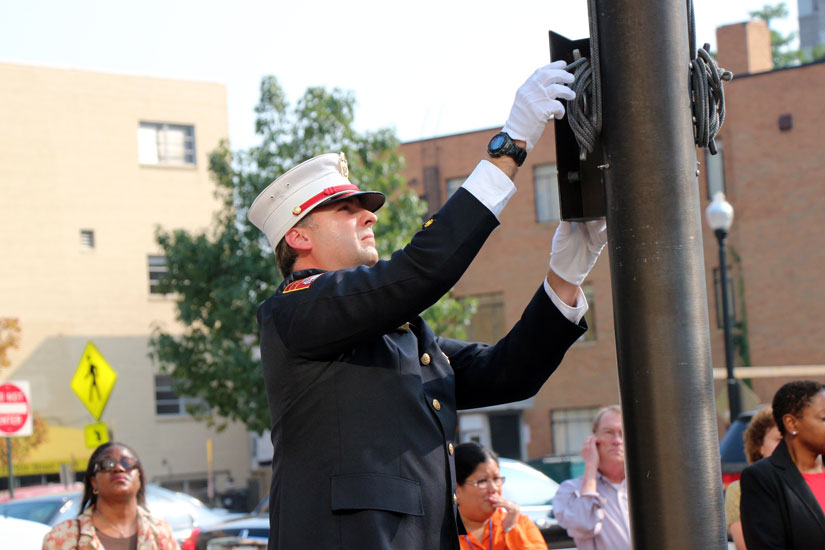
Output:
[95, 509, 136, 538]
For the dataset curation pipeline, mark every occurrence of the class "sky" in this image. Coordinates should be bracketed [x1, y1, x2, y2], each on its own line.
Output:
[0, 0, 800, 151]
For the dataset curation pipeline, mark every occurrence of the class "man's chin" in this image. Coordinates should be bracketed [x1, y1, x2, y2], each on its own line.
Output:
[363, 249, 379, 266]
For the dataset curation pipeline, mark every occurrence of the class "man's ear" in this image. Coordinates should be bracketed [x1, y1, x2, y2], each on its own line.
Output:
[285, 226, 313, 252]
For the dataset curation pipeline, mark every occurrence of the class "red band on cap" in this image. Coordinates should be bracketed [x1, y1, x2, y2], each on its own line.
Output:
[294, 184, 360, 215]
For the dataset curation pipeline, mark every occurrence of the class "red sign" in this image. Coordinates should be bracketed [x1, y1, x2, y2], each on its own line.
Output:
[0, 381, 32, 436]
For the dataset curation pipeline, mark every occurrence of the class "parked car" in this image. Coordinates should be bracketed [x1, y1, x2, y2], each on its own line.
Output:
[0, 516, 51, 549]
[499, 458, 573, 548]
[0, 483, 226, 544]
[186, 458, 575, 550]
[719, 409, 758, 488]
[0, 482, 84, 504]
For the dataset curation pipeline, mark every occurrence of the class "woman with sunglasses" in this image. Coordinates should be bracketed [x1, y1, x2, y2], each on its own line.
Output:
[43, 441, 179, 550]
[455, 442, 547, 550]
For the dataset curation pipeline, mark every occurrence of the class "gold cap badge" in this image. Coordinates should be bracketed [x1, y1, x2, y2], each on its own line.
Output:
[338, 152, 349, 178]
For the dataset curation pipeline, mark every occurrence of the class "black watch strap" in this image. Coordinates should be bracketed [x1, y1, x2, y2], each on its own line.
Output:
[487, 132, 527, 166]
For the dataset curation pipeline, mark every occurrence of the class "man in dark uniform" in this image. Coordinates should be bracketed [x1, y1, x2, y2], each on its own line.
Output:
[248, 61, 607, 550]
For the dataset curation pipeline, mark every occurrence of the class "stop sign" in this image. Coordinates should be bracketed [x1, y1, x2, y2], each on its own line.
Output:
[0, 381, 33, 437]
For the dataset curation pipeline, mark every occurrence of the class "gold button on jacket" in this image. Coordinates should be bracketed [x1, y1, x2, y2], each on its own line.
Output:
[432, 398, 441, 411]
[421, 353, 431, 365]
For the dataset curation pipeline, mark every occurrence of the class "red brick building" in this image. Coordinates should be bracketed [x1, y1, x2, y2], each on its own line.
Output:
[398, 20, 825, 462]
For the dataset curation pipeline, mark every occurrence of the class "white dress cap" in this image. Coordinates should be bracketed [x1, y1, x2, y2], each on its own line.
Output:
[247, 152, 385, 250]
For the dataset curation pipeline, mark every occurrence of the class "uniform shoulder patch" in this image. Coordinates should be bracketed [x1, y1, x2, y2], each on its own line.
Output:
[282, 274, 322, 294]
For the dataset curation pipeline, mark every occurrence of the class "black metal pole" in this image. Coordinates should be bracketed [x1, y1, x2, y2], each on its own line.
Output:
[716, 228, 742, 422]
[595, 0, 727, 548]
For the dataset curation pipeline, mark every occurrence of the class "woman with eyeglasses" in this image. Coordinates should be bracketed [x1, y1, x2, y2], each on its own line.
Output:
[454, 442, 547, 550]
[42, 441, 179, 550]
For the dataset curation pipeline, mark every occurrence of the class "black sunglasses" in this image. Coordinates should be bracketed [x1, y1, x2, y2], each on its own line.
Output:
[94, 456, 139, 473]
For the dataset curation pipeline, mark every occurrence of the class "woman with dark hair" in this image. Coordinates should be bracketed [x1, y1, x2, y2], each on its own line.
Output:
[725, 407, 781, 549]
[740, 380, 825, 549]
[42, 441, 178, 550]
[454, 442, 546, 550]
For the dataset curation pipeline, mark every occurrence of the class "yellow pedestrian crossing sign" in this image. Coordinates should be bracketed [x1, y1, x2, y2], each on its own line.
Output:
[85, 421, 110, 448]
[71, 342, 117, 420]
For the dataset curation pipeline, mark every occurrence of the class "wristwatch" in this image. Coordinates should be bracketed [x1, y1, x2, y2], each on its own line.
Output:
[487, 132, 527, 166]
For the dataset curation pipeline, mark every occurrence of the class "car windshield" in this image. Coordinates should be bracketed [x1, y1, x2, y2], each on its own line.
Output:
[0, 497, 74, 525]
[0, 484, 221, 533]
[500, 459, 560, 506]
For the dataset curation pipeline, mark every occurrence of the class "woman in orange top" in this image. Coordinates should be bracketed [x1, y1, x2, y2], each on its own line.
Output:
[455, 442, 547, 550]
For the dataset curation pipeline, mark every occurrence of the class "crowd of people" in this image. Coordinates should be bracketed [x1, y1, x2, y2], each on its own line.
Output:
[33, 45, 823, 549]
[44, 381, 825, 550]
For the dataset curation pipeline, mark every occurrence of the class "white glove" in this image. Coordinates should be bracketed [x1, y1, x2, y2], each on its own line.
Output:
[549, 219, 607, 286]
[502, 61, 576, 152]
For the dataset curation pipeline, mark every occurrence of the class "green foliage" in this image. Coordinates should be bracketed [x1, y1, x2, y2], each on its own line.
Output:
[150, 76, 476, 434]
[0, 317, 21, 370]
[727, 246, 751, 368]
[748, 2, 825, 67]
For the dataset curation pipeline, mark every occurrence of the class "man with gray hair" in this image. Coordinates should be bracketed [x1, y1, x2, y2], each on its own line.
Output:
[247, 62, 608, 550]
[553, 405, 631, 550]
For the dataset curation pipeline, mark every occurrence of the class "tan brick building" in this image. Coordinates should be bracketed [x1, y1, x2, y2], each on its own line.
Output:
[0, 63, 252, 500]
[399, 20, 825, 462]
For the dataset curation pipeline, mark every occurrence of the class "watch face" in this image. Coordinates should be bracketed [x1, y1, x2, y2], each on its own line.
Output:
[490, 134, 506, 150]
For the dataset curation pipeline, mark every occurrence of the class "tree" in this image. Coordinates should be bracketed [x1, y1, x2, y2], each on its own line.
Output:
[0, 413, 48, 473]
[150, 77, 476, 434]
[0, 317, 21, 370]
[0, 320, 48, 473]
[749, 2, 825, 67]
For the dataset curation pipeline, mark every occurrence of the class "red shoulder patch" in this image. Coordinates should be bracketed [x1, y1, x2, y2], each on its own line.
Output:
[282, 274, 322, 294]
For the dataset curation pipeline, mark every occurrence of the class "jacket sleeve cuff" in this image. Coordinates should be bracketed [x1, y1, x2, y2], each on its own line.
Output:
[543, 278, 588, 324]
[461, 160, 517, 219]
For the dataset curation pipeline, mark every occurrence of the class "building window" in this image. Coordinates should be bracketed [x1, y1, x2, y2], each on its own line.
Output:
[446, 176, 467, 199]
[80, 230, 95, 250]
[138, 122, 196, 166]
[712, 266, 736, 329]
[579, 283, 597, 342]
[154, 375, 206, 416]
[534, 164, 560, 223]
[466, 293, 506, 344]
[148, 255, 167, 295]
[705, 139, 725, 199]
[551, 406, 601, 455]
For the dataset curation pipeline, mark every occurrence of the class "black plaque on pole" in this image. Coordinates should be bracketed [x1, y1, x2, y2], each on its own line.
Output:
[549, 31, 606, 222]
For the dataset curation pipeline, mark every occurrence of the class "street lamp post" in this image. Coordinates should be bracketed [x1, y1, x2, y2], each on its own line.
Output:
[705, 192, 742, 422]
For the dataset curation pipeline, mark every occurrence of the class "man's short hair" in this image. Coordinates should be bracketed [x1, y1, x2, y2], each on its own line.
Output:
[275, 216, 314, 278]
[592, 405, 622, 433]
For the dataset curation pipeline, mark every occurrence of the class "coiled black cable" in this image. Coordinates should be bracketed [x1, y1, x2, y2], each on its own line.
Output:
[564, 0, 602, 161]
[565, 0, 732, 158]
[688, 0, 733, 154]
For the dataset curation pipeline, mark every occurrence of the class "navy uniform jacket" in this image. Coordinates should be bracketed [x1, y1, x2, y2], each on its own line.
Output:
[257, 188, 585, 549]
